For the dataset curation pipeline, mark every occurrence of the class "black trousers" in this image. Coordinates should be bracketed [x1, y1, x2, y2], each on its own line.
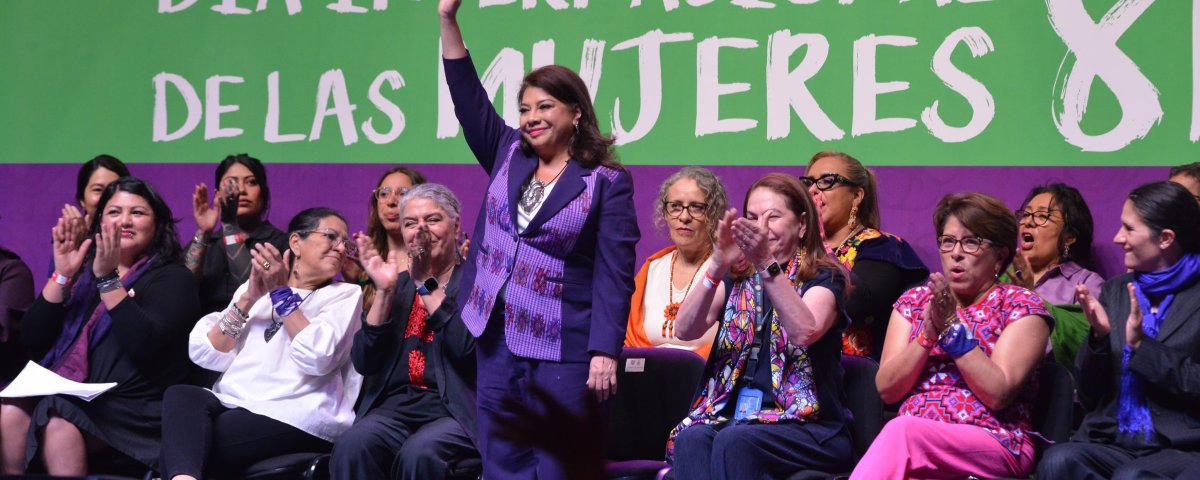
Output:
[1037, 441, 1200, 480]
[329, 409, 476, 480]
[158, 384, 331, 478]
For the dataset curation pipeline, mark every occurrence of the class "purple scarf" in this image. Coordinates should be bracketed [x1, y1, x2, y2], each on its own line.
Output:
[1119, 253, 1200, 441]
[38, 256, 156, 371]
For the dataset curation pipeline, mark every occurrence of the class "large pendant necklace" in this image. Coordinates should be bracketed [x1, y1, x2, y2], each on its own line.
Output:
[662, 249, 712, 338]
[520, 161, 569, 214]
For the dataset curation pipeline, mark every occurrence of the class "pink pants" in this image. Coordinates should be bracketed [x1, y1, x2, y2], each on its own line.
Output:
[849, 416, 1035, 480]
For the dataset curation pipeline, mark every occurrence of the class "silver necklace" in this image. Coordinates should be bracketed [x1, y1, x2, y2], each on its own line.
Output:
[520, 161, 568, 214]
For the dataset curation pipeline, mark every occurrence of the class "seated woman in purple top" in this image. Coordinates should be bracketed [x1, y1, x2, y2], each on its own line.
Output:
[1007, 183, 1104, 372]
[437, 0, 640, 478]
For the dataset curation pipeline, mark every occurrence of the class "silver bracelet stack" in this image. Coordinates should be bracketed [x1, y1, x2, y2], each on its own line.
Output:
[219, 304, 249, 337]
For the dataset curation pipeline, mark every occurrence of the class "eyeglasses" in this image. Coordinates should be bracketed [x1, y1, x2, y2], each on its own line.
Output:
[664, 202, 708, 219]
[799, 173, 859, 192]
[301, 229, 358, 257]
[937, 235, 992, 254]
[374, 186, 410, 201]
[1015, 209, 1059, 227]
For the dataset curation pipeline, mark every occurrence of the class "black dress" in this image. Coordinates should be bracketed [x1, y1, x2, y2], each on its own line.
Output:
[21, 261, 200, 470]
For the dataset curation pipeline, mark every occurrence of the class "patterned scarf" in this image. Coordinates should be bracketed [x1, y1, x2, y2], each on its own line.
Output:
[1119, 253, 1200, 441]
[666, 249, 820, 457]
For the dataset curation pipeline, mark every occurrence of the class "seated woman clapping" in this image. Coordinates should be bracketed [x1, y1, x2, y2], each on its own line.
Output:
[3, 177, 199, 475]
[667, 174, 854, 480]
[851, 192, 1052, 479]
[1037, 182, 1200, 479]
[330, 184, 479, 479]
[158, 208, 363, 480]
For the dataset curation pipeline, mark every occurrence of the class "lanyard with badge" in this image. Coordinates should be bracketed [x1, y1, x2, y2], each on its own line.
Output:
[734, 278, 773, 421]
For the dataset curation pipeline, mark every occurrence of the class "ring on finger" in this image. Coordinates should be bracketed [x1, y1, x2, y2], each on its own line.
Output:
[262, 261, 271, 270]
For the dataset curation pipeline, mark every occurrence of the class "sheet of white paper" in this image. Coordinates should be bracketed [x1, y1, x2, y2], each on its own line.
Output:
[0, 361, 117, 402]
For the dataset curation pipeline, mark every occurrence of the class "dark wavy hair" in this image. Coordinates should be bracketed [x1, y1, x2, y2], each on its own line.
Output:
[1020, 183, 1094, 266]
[742, 173, 847, 288]
[934, 192, 1018, 273]
[86, 177, 181, 264]
[215, 153, 271, 221]
[75, 154, 129, 206]
[367, 167, 428, 259]
[518, 66, 620, 170]
[808, 150, 880, 230]
[1128, 181, 1200, 254]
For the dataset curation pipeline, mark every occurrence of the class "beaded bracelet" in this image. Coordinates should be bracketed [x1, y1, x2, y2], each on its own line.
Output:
[915, 331, 937, 350]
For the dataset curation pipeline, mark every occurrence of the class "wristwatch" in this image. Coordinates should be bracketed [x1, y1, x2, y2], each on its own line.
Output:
[416, 277, 439, 295]
[760, 261, 782, 278]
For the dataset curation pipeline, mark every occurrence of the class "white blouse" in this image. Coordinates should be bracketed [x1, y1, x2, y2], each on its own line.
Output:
[189, 281, 364, 442]
[642, 253, 719, 352]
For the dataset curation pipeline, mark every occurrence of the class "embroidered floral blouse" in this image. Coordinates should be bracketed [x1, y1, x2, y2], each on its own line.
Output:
[894, 284, 1052, 456]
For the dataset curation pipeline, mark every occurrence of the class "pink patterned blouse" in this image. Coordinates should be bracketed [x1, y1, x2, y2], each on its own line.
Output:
[893, 284, 1052, 456]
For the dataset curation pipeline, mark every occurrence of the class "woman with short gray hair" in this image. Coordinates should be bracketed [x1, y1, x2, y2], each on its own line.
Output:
[332, 183, 479, 479]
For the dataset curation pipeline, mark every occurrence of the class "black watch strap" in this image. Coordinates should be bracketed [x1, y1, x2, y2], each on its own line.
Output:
[416, 277, 439, 295]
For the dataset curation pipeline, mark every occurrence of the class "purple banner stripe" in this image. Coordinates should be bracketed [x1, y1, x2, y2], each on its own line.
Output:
[0, 164, 1163, 284]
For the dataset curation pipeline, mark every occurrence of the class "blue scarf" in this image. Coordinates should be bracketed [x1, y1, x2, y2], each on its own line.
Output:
[1119, 253, 1200, 441]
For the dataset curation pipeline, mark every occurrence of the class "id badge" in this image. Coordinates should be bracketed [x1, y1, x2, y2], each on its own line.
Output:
[734, 386, 763, 421]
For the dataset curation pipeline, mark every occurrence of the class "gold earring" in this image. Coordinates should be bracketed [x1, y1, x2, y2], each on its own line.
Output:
[848, 205, 858, 229]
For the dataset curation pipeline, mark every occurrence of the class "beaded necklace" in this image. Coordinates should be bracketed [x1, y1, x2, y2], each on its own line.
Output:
[662, 249, 712, 338]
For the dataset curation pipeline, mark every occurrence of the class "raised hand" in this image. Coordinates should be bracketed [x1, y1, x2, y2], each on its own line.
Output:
[51, 216, 92, 278]
[248, 243, 289, 301]
[193, 183, 219, 234]
[1125, 283, 1144, 349]
[710, 209, 740, 275]
[61, 204, 89, 248]
[438, 0, 462, 20]
[733, 212, 771, 269]
[1007, 252, 1035, 290]
[91, 221, 121, 277]
[218, 177, 242, 225]
[363, 250, 401, 293]
[1076, 284, 1111, 338]
[924, 273, 955, 338]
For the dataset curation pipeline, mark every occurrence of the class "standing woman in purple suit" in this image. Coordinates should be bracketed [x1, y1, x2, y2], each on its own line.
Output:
[438, 1, 640, 478]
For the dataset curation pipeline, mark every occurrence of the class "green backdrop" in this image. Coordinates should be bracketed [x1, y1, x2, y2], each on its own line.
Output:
[2, 0, 1195, 165]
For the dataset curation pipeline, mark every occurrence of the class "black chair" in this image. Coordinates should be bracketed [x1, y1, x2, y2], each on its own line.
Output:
[787, 355, 883, 480]
[605, 347, 707, 480]
[242, 453, 330, 480]
[982, 358, 1077, 480]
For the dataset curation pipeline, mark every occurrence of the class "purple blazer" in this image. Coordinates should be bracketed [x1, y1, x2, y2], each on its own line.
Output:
[444, 54, 639, 364]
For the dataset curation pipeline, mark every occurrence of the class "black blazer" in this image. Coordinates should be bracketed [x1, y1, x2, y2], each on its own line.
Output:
[350, 266, 477, 445]
[1074, 272, 1200, 449]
